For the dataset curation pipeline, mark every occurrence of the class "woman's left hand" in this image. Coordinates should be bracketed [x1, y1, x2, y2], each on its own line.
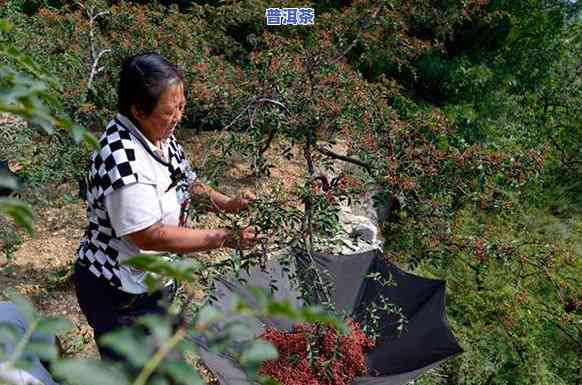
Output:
[229, 190, 256, 212]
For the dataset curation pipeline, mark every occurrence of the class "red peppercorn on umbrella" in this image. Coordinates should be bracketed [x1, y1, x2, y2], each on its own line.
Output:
[195, 249, 462, 385]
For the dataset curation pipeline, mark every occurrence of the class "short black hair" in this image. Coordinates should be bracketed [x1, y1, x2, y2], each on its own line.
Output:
[118, 53, 184, 119]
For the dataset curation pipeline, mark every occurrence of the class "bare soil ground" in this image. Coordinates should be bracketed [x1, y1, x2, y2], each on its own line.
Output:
[0, 202, 97, 357]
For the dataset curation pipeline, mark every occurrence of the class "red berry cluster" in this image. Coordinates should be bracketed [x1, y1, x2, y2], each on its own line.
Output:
[258, 320, 374, 385]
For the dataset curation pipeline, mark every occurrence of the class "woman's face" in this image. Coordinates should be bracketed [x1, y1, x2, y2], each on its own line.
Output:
[133, 80, 186, 143]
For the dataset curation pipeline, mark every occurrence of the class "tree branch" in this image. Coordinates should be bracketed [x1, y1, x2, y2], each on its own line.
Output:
[258, 121, 279, 156]
[552, 320, 582, 349]
[315, 145, 374, 173]
[77, 2, 110, 105]
[303, 140, 315, 254]
[85, 48, 111, 101]
[223, 97, 289, 131]
[331, 4, 386, 64]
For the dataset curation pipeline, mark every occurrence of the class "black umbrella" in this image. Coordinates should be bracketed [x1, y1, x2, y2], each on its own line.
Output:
[195, 249, 462, 385]
[1, 159, 21, 196]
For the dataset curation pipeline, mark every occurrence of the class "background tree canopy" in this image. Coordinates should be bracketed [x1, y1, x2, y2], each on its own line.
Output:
[0, 0, 580, 384]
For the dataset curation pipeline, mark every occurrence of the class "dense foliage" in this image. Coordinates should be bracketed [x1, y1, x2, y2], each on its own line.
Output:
[1, 0, 580, 384]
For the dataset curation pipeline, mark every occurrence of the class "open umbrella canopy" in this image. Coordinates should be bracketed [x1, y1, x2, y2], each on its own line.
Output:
[195, 249, 462, 385]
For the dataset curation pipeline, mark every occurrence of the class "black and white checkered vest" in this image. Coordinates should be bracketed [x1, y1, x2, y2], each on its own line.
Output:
[76, 117, 192, 288]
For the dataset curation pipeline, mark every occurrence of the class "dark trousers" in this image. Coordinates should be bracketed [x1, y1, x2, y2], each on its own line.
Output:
[73, 260, 177, 364]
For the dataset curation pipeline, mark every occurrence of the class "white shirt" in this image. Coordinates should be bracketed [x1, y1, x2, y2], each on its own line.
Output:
[103, 114, 182, 294]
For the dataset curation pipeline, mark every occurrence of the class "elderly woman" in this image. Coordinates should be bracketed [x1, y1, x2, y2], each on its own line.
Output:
[74, 53, 255, 363]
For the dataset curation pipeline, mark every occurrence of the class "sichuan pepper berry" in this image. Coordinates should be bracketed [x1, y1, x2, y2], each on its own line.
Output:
[258, 320, 374, 385]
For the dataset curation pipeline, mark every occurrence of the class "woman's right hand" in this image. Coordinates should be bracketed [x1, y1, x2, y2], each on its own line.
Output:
[224, 227, 259, 250]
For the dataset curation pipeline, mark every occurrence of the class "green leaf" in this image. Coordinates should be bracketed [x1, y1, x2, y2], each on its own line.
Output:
[72, 124, 99, 150]
[137, 314, 172, 344]
[160, 361, 203, 385]
[0, 325, 19, 358]
[0, 19, 12, 33]
[0, 198, 34, 235]
[239, 340, 278, 365]
[149, 375, 170, 385]
[6, 291, 36, 322]
[195, 306, 221, 330]
[224, 293, 242, 313]
[52, 359, 131, 385]
[71, 123, 85, 142]
[99, 328, 152, 367]
[143, 273, 163, 294]
[26, 340, 59, 361]
[266, 301, 299, 320]
[248, 287, 269, 311]
[35, 317, 73, 336]
[301, 306, 345, 332]
[259, 377, 281, 385]
[224, 323, 253, 341]
[122, 255, 201, 283]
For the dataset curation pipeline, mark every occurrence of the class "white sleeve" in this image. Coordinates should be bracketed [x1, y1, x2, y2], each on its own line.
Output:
[104, 183, 162, 237]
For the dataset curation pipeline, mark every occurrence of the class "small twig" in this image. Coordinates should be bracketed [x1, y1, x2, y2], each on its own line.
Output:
[315, 145, 374, 173]
[547, 132, 582, 168]
[331, 4, 386, 64]
[303, 139, 317, 256]
[552, 320, 582, 349]
[88, 10, 110, 61]
[85, 49, 111, 101]
[256, 97, 290, 113]
[304, 140, 316, 177]
[223, 97, 289, 131]
[223, 101, 254, 131]
[77, 2, 110, 105]
[258, 120, 279, 156]
[92, 11, 109, 19]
